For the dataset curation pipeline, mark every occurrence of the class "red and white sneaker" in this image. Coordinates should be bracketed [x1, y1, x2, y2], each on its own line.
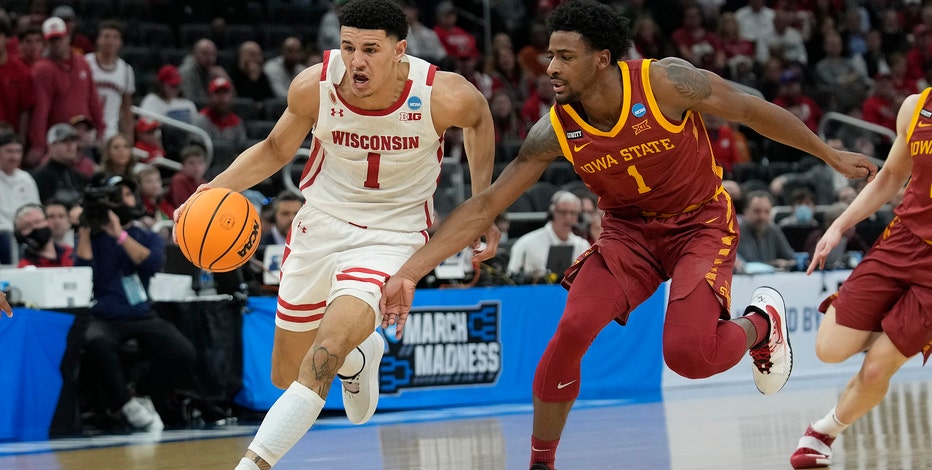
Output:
[745, 286, 793, 395]
[790, 425, 835, 468]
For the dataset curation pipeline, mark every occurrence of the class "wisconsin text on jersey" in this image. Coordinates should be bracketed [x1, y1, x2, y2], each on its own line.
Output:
[331, 131, 420, 150]
[577, 138, 676, 174]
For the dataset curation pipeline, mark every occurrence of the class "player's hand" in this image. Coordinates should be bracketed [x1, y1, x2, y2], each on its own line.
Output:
[380, 274, 418, 339]
[0, 291, 12, 318]
[471, 224, 501, 262]
[171, 184, 212, 243]
[807, 227, 843, 275]
[828, 150, 878, 182]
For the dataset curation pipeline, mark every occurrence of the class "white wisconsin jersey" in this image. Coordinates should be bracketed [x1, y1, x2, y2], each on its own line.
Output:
[85, 53, 136, 139]
[300, 50, 442, 232]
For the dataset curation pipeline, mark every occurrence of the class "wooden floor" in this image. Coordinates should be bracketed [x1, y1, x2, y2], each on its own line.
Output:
[1, 369, 930, 470]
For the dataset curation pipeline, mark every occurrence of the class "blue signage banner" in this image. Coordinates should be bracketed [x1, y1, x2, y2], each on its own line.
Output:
[237, 284, 666, 412]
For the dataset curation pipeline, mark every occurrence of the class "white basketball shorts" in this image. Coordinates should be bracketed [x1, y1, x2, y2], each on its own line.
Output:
[275, 204, 428, 332]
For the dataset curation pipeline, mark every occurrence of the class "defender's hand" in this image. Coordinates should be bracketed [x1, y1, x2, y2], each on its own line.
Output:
[380, 274, 418, 339]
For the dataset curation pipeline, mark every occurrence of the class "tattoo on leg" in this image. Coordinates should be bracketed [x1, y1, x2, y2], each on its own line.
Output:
[311, 346, 339, 395]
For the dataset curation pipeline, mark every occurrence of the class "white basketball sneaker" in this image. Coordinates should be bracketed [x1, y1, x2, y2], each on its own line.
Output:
[340, 331, 385, 424]
[745, 286, 793, 395]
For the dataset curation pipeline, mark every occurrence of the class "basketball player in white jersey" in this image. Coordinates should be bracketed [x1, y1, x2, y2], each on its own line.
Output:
[172, 1, 499, 468]
[85, 20, 135, 141]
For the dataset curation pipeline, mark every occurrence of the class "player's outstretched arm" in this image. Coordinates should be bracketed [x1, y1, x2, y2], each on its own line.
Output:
[432, 71, 501, 261]
[808, 93, 917, 274]
[653, 57, 877, 181]
[0, 291, 11, 318]
[172, 66, 321, 227]
[381, 115, 563, 338]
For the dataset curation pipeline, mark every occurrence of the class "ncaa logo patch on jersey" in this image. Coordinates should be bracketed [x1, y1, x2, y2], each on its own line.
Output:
[632, 103, 647, 118]
[922, 108, 932, 119]
[407, 96, 423, 110]
[566, 130, 583, 139]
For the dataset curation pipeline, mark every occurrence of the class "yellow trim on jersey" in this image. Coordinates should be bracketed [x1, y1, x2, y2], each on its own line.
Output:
[556, 62, 633, 137]
[640, 184, 726, 218]
[643, 59, 691, 133]
[550, 107, 574, 164]
[906, 87, 932, 143]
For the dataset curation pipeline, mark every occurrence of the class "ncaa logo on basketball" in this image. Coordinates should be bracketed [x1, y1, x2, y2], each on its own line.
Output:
[632, 103, 647, 118]
[399, 112, 422, 121]
[407, 96, 422, 110]
[237, 219, 260, 257]
[379, 301, 502, 394]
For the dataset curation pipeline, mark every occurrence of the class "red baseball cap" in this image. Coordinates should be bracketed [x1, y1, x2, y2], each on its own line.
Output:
[136, 117, 161, 133]
[157, 65, 182, 86]
[208, 77, 232, 93]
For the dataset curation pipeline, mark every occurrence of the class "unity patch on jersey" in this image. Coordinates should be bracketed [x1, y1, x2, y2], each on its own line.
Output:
[379, 301, 502, 394]
[922, 108, 932, 119]
[566, 130, 584, 139]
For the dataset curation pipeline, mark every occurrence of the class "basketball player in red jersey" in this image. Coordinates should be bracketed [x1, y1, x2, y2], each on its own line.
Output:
[790, 91, 932, 468]
[381, 1, 877, 469]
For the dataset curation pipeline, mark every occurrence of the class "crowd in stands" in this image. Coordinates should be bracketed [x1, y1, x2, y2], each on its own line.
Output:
[0, 0, 923, 432]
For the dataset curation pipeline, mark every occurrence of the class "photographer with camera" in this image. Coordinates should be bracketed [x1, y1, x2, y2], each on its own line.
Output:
[75, 174, 196, 432]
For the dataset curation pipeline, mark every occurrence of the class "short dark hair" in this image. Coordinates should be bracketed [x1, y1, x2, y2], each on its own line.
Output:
[18, 25, 42, 41]
[272, 190, 305, 211]
[97, 19, 124, 37]
[546, 0, 631, 63]
[339, 0, 408, 41]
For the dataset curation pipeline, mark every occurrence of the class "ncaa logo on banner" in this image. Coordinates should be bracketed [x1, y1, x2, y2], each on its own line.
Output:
[378, 301, 502, 394]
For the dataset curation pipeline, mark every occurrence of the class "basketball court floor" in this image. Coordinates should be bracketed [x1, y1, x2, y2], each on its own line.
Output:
[0, 369, 929, 469]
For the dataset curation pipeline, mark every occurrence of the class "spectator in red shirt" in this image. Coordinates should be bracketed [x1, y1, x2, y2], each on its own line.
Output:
[772, 69, 823, 133]
[17, 26, 45, 68]
[192, 77, 247, 143]
[27, 17, 104, 167]
[905, 24, 932, 84]
[167, 144, 207, 208]
[671, 5, 726, 73]
[0, 18, 35, 141]
[136, 165, 174, 229]
[861, 72, 898, 132]
[13, 202, 74, 268]
[134, 118, 166, 164]
[433, 2, 479, 67]
[520, 74, 555, 136]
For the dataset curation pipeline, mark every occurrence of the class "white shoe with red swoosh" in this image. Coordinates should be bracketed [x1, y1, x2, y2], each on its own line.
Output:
[746, 286, 793, 395]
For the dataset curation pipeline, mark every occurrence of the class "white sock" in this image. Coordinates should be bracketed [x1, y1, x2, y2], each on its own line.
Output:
[234, 457, 261, 470]
[338, 345, 364, 378]
[247, 382, 325, 467]
[811, 407, 850, 437]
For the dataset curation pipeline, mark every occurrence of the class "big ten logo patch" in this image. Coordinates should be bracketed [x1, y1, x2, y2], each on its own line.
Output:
[399, 112, 422, 121]
[379, 301, 502, 394]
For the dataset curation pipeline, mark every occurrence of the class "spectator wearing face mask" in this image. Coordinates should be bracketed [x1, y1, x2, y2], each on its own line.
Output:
[779, 188, 819, 227]
[13, 203, 74, 268]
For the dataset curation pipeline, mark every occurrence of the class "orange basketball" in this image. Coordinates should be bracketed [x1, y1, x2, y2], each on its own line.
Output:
[175, 188, 261, 273]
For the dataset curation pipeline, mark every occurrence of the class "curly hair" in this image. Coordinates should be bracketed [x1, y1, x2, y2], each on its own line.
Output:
[546, 0, 631, 63]
[339, 0, 408, 41]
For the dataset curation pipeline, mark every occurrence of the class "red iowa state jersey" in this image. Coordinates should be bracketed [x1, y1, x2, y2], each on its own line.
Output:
[897, 87, 932, 241]
[550, 59, 723, 217]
